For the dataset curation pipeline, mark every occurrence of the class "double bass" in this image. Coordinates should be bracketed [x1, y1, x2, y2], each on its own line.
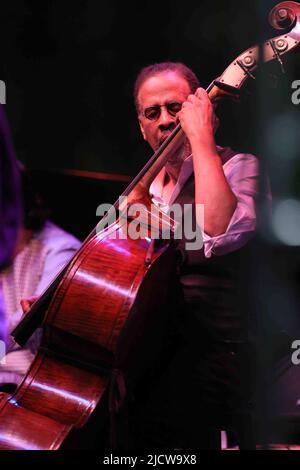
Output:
[0, 1, 299, 450]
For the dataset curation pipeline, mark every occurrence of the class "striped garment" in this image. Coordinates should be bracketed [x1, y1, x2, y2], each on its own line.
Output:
[0, 221, 80, 385]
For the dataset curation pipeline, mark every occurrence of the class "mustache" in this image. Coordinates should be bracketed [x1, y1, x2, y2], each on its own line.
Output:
[158, 127, 176, 147]
[159, 135, 171, 147]
[159, 123, 176, 133]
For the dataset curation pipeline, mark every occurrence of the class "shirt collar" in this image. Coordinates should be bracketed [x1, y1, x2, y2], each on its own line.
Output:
[149, 154, 193, 205]
[149, 145, 230, 205]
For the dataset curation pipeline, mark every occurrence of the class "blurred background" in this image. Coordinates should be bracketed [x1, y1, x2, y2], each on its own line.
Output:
[1, 0, 276, 176]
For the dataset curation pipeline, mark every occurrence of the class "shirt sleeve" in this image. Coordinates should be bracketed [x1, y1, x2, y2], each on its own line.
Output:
[202, 153, 260, 258]
[0, 225, 81, 385]
[34, 236, 81, 297]
[24, 228, 81, 353]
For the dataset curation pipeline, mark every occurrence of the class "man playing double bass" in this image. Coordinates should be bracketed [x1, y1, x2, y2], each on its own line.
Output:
[127, 61, 258, 449]
[21, 61, 259, 449]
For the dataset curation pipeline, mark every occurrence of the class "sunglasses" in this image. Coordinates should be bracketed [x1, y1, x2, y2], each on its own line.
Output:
[142, 101, 183, 121]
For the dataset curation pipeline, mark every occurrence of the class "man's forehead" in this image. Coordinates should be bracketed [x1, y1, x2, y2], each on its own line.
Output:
[138, 71, 191, 103]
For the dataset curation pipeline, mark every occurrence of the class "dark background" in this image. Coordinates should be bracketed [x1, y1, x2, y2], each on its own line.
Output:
[3, 0, 298, 245]
[2, 0, 300, 443]
[1, 0, 279, 177]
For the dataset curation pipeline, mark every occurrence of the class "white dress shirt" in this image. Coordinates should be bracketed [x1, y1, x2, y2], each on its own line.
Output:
[150, 146, 259, 258]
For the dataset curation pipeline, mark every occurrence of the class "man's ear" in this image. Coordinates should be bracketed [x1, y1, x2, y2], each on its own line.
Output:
[138, 117, 147, 141]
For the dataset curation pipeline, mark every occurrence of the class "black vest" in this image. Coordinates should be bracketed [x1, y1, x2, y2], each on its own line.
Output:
[171, 148, 253, 343]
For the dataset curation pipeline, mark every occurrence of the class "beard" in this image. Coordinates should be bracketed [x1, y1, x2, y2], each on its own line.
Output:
[158, 131, 173, 148]
[167, 136, 190, 162]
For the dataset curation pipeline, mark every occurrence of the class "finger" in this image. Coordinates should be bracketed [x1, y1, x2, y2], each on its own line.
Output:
[186, 94, 198, 103]
[20, 296, 37, 314]
[195, 88, 212, 105]
[195, 87, 207, 97]
[181, 99, 194, 110]
[20, 299, 30, 314]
